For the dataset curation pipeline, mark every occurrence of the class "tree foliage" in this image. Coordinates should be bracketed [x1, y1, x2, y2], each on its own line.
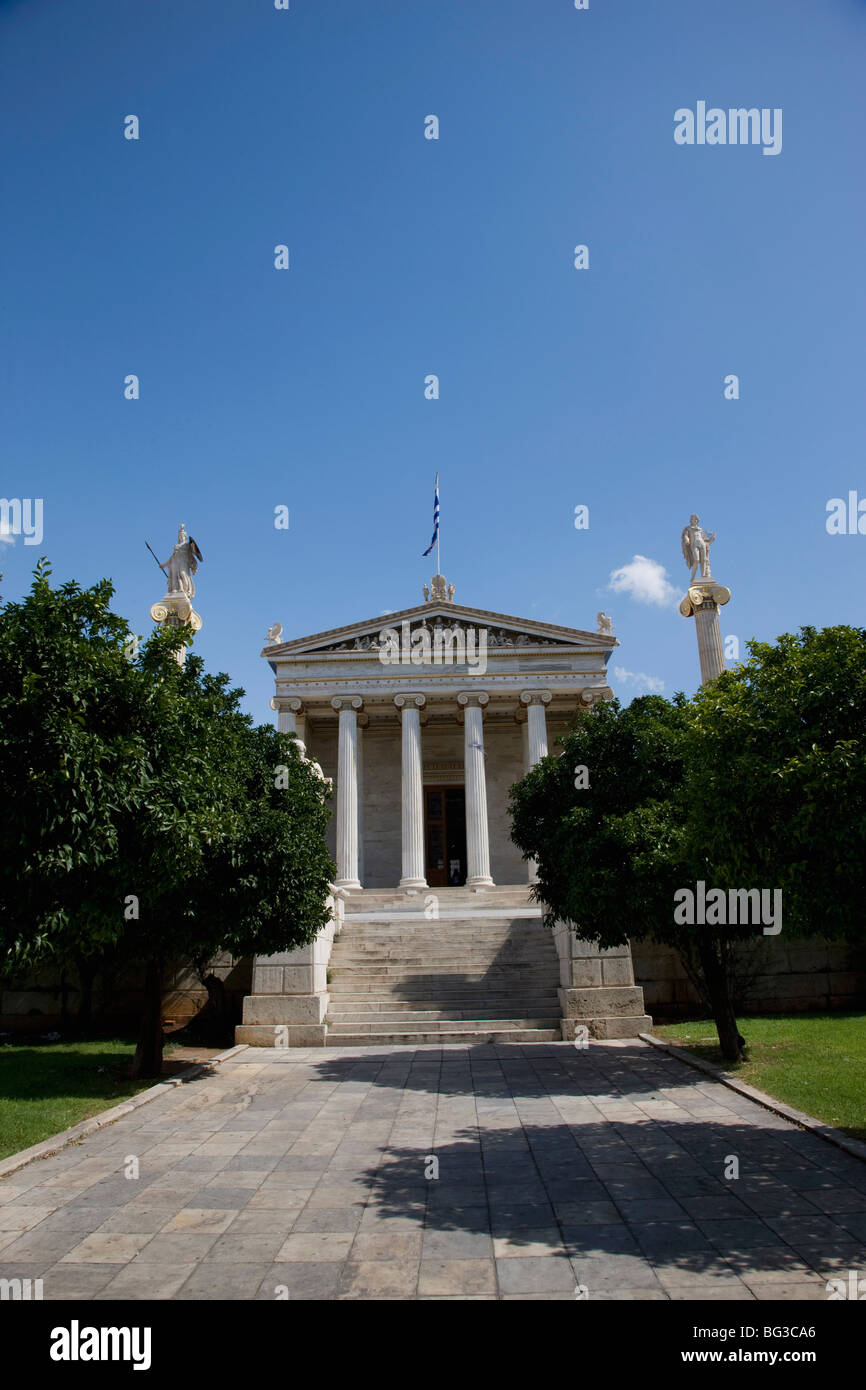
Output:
[685, 625, 866, 938]
[0, 563, 335, 1075]
[509, 626, 866, 1061]
[510, 696, 691, 947]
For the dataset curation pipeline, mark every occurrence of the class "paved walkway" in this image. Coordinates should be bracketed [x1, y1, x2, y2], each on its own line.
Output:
[1, 1041, 864, 1300]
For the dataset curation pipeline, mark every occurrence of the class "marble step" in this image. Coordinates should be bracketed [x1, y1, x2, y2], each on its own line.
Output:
[325, 1027, 562, 1046]
[331, 972, 552, 983]
[332, 928, 550, 939]
[328, 973, 558, 984]
[332, 922, 547, 934]
[329, 1006, 560, 1016]
[328, 1010, 560, 1025]
[328, 1001, 559, 1013]
[337, 909, 544, 919]
[329, 956, 552, 968]
[328, 1015, 559, 1033]
[329, 986, 557, 1000]
[327, 994, 559, 1011]
[330, 950, 555, 960]
[343, 888, 534, 910]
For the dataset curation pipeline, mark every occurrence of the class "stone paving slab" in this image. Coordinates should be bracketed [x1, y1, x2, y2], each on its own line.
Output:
[1, 1040, 864, 1300]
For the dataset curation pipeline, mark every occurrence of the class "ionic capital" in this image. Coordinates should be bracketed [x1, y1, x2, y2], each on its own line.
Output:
[520, 690, 552, 707]
[394, 694, 427, 711]
[273, 696, 305, 713]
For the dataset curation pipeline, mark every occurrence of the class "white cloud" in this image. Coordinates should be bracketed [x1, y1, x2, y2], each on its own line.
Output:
[0, 523, 15, 547]
[613, 665, 665, 694]
[608, 554, 678, 608]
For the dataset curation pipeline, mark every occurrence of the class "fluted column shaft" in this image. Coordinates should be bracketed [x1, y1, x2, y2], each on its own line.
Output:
[332, 697, 362, 889]
[459, 693, 494, 888]
[695, 602, 725, 684]
[521, 691, 552, 884]
[526, 703, 549, 765]
[680, 575, 731, 687]
[395, 695, 426, 888]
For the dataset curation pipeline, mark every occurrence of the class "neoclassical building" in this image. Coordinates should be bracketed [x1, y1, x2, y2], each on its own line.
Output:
[264, 575, 618, 892]
[234, 576, 654, 1046]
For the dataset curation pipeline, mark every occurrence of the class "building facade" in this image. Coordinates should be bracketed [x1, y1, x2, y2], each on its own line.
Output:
[264, 576, 618, 891]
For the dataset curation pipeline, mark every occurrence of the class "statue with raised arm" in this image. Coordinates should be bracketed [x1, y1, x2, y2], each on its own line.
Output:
[681, 514, 715, 583]
[161, 523, 203, 597]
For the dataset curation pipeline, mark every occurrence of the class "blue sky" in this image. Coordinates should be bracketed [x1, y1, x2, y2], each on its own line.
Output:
[2, 0, 864, 718]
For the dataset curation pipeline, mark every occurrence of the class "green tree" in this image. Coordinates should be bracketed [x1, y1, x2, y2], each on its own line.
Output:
[685, 625, 866, 941]
[0, 563, 335, 1078]
[510, 696, 751, 1061]
[0, 562, 149, 980]
[510, 626, 866, 1063]
[121, 683, 334, 1076]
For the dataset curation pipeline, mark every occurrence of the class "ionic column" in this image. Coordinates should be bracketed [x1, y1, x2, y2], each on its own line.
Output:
[273, 697, 307, 752]
[520, 690, 552, 883]
[458, 692, 494, 888]
[679, 579, 731, 684]
[678, 517, 731, 685]
[395, 695, 427, 889]
[521, 690, 551, 766]
[694, 602, 726, 684]
[331, 696, 363, 889]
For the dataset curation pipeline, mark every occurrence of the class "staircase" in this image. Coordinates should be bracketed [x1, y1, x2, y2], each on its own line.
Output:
[325, 887, 562, 1046]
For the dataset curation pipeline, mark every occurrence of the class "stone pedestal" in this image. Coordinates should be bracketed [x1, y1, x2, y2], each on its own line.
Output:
[553, 924, 652, 1039]
[235, 898, 342, 1047]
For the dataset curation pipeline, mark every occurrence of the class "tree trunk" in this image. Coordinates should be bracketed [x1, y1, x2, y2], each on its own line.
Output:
[75, 955, 97, 1036]
[131, 958, 164, 1079]
[201, 971, 230, 1046]
[58, 968, 70, 1035]
[100, 961, 115, 1017]
[697, 934, 744, 1062]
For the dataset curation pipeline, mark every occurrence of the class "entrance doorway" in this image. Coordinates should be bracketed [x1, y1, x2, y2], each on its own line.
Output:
[424, 786, 467, 887]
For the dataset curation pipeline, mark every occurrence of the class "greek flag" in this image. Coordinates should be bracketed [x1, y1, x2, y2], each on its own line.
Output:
[422, 476, 440, 557]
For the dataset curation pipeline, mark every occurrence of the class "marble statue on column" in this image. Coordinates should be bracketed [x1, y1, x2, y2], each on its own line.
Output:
[681, 515, 715, 583]
[160, 524, 202, 596]
[678, 514, 730, 684]
[149, 523, 203, 665]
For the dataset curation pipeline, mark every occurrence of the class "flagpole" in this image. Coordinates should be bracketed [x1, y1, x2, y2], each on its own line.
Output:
[435, 473, 440, 575]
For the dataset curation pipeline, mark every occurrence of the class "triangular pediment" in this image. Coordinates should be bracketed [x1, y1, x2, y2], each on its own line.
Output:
[263, 601, 615, 659]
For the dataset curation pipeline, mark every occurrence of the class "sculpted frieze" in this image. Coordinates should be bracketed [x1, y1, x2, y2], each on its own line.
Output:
[313, 620, 569, 654]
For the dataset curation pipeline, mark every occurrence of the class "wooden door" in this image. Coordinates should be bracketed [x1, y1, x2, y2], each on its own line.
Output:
[424, 786, 467, 887]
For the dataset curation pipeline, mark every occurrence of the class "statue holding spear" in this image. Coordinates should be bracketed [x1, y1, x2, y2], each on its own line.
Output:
[147, 524, 204, 663]
[146, 523, 203, 597]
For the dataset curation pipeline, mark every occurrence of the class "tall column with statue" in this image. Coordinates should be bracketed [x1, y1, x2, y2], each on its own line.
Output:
[678, 514, 731, 684]
[147, 523, 203, 666]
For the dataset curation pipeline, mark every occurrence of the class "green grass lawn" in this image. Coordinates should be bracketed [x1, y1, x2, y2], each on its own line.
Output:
[655, 1013, 866, 1143]
[0, 1038, 174, 1163]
